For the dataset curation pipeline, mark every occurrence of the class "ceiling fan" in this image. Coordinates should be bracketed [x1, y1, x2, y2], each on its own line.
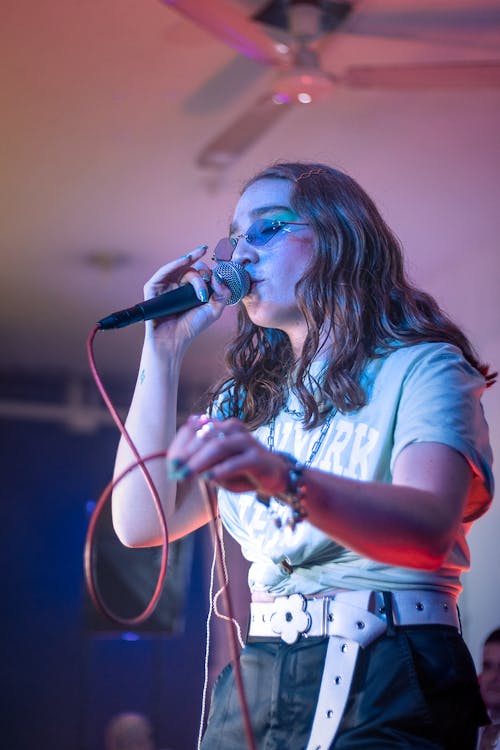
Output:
[160, 0, 500, 168]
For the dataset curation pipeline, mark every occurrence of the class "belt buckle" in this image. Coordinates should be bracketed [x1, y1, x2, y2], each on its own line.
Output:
[270, 593, 312, 644]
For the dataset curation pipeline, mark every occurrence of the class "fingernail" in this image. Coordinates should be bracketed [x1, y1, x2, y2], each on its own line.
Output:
[201, 470, 214, 481]
[176, 466, 192, 480]
[167, 459, 191, 481]
[166, 460, 178, 480]
[172, 467, 192, 481]
[198, 288, 209, 303]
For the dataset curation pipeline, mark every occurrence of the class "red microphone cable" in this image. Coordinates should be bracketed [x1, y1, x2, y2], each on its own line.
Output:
[84, 324, 168, 625]
[85, 323, 256, 750]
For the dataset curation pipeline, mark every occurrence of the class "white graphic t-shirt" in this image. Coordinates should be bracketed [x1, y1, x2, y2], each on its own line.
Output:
[216, 342, 494, 597]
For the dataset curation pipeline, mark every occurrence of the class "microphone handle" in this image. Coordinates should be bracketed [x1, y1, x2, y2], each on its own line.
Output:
[98, 282, 211, 330]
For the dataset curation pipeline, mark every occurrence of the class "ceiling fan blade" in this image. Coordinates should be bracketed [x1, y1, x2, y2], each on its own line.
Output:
[340, 5, 500, 51]
[160, 0, 290, 66]
[183, 55, 265, 115]
[196, 94, 292, 169]
[341, 60, 500, 89]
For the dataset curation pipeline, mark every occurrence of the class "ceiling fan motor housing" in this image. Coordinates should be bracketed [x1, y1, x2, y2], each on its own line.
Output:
[273, 44, 335, 102]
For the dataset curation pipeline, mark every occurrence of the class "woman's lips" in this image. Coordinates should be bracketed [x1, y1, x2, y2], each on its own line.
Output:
[246, 279, 261, 295]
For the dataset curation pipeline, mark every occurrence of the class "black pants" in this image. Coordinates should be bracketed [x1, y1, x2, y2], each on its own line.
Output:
[201, 626, 488, 750]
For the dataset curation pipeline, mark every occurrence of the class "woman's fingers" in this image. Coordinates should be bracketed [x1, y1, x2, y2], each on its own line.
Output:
[143, 245, 209, 298]
[167, 416, 285, 496]
[189, 261, 234, 306]
[139, 247, 234, 341]
[186, 261, 216, 304]
[144, 247, 231, 309]
[169, 415, 236, 463]
[167, 416, 239, 477]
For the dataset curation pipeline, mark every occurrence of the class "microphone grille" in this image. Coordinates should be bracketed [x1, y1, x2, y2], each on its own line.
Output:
[213, 261, 250, 305]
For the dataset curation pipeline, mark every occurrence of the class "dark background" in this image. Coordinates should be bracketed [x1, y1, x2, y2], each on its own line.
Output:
[0, 373, 218, 750]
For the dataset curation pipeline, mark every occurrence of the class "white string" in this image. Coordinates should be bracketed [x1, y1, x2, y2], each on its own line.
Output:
[196, 527, 218, 750]
[213, 589, 244, 649]
[212, 520, 244, 649]
[197, 481, 255, 750]
[196, 516, 246, 750]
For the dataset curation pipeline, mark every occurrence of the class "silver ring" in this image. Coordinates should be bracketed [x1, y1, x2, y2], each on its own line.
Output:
[196, 421, 215, 439]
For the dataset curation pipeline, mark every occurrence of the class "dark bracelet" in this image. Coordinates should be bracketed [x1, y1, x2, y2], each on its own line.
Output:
[255, 453, 308, 530]
[275, 451, 308, 529]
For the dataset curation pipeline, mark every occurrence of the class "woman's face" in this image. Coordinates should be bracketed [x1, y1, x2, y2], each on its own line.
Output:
[480, 641, 500, 718]
[230, 178, 315, 345]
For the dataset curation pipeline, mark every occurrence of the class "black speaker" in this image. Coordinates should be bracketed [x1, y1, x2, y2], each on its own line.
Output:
[85, 501, 194, 635]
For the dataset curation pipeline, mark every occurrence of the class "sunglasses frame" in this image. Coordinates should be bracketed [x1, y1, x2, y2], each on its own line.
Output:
[230, 219, 310, 251]
[211, 219, 310, 262]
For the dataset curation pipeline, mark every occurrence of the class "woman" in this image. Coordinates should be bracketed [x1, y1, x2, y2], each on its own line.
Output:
[112, 162, 494, 749]
[478, 629, 500, 749]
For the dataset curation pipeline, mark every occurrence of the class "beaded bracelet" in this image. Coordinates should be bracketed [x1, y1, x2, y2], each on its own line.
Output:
[256, 452, 308, 530]
[276, 452, 308, 529]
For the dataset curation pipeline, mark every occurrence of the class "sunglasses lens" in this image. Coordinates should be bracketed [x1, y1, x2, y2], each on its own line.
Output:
[212, 237, 233, 262]
[247, 219, 281, 246]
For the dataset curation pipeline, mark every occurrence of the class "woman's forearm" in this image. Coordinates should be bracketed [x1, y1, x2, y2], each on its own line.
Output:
[111, 340, 183, 547]
[303, 474, 452, 569]
[299, 442, 471, 570]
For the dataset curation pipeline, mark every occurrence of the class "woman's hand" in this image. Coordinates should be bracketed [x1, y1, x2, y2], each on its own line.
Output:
[143, 245, 231, 353]
[167, 415, 288, 499]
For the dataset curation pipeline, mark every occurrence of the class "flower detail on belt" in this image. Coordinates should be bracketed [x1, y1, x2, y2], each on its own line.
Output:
[270, 594, 312, 644]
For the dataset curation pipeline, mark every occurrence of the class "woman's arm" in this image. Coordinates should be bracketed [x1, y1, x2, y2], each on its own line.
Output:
[296, 441, 471, 569]
[166, 416, 472, 569]
[111, 247, 230, 547]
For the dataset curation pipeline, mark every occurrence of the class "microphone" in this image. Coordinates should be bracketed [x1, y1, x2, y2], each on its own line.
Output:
[97, 261, 250, 330]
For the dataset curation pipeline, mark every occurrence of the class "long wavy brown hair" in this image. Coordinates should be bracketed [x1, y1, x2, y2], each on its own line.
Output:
[208, 162, 494, 430]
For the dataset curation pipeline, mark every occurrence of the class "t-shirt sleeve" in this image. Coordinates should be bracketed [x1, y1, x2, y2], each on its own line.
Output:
[391, 343, 494, 522]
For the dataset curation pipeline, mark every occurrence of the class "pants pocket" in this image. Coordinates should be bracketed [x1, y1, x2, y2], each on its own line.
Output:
[337, 627, 479, 749]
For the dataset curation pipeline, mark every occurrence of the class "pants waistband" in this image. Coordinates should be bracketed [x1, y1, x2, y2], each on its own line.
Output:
[248, 589, 459, 645]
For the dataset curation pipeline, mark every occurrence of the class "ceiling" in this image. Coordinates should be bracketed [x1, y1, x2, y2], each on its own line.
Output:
[1, 0, 499, 415]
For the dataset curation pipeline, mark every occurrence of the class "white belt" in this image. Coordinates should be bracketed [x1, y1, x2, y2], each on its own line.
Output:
[247, 590, 459, 750]
[248, 589, 459, 644]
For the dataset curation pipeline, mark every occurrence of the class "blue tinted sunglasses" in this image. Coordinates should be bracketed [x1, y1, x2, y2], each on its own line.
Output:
[212, 218, 309, 261]
[231, 218, 309, 250]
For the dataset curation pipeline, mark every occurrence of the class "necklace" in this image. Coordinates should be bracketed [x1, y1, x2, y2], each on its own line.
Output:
[283, 398, 333, 421]
[263, 409, 335, 529]
[267, 410, 335, 468]
[283, 405, 304, 419]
